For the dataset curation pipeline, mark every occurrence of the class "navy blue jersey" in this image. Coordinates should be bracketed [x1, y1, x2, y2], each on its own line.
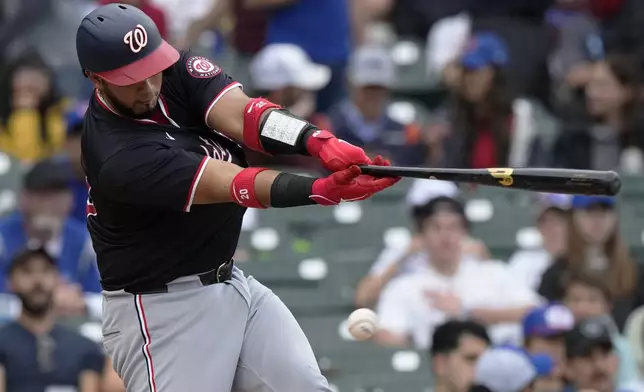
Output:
[0, 322, 104, 391]
[82, 50, 247, 291]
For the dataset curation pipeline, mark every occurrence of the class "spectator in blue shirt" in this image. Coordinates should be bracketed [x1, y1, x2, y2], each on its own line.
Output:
[245, 0, 351, 112]
[325, 45, 428, 166]
[0, 159, 100, 313]
[0, 248, 104, 391]
[564, 317, 644, 392]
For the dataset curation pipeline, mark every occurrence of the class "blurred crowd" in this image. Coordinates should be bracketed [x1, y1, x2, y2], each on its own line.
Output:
[1, 0, 644, 391]
[361, 179, 644, 392]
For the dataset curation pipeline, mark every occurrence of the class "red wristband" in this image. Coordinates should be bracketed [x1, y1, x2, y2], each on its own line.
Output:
[230, 167, 269, 209]
[243, 98, 282, 153]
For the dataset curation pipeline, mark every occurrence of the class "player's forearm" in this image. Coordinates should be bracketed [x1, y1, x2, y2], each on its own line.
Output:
[211, 93, 371, 173]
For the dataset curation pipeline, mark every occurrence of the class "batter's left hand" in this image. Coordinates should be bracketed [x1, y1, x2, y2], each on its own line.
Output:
[306, 130, 372, 172]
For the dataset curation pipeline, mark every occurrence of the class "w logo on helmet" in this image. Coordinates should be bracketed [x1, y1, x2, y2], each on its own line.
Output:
[124, 24, 148, 53]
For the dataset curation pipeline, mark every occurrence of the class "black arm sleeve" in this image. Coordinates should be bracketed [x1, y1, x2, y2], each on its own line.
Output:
[175, 50, 242, 125]
[98, 144, 208, 212]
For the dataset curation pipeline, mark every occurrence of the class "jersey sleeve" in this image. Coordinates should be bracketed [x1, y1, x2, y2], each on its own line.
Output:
[175, 50, 242, 126]
[99, 144, 209, 212]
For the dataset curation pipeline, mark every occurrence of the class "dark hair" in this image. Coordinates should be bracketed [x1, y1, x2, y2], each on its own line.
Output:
[563, 269, 613, 302]
[430, 320, 490, 358]
[591, 54, 643, 147]
[412, 196, 469, 232]
[0, 49, 61, 143]
[565, 206, 634, 297]
[7, 247, 56, 275]
[450, 67, 513, 167]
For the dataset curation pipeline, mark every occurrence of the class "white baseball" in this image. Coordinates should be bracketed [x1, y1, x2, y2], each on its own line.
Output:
[347, 308, 378, 341]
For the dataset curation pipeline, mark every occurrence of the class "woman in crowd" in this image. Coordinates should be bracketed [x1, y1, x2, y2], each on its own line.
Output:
[441, 32, 514, 169]
[538, 195, 644, 330]
[0, 50, 67, 165]
[438, 31, 558, 169]
[553, 54, 644, 173]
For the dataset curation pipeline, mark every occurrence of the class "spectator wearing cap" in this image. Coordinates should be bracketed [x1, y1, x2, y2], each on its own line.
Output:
[508, 193, 571, 290]
[246, 44, 330, 170]
[470, 345, 555, 392]
[0, 248, 104, 391]
[0, 159, 101, 318]
[250, 44, 331, 126]
[355, 184, 490, 308]
[375, 196, 540, 349]
[561, 271, 641, 384]
[440, 32, 559, 169]
[430, 320, 491, 392]
[425, 10, 472, 87]
[440, 32, 513, 169]
[245, 0, 351, 112]
[324, 45, 428, 167]
[522, 304, 576, 389]
[552, 54, 644, 174]
[0, 50, 67, 164]
[538, 195, 644, 331]
[564, 317, 643, 392]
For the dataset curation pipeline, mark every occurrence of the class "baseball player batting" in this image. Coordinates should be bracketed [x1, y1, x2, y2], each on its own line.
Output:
[77, 3, 398, 391]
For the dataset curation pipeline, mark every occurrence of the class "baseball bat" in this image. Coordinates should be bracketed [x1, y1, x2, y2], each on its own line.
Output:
[358, 166, 621, 196]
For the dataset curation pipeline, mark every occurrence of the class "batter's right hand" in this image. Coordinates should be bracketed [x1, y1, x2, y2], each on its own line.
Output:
[310, 156, 400, 206]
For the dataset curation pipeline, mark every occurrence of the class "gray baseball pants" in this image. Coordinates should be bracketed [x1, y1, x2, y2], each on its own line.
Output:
[101, 267, 332, 392]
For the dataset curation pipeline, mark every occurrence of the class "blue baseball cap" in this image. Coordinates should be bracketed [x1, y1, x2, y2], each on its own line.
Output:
[460, 32, 509, 70]
[76, 4, 179, 86]
[523, 304, 575, 338]
[571, 195, 616, 209]
[474, 345, 554, 392]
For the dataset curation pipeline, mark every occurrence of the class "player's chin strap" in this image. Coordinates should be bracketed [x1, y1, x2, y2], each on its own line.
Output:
[242, 98, 322, 156]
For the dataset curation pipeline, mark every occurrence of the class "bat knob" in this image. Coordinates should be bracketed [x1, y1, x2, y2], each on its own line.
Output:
[606, 171, 621, 196]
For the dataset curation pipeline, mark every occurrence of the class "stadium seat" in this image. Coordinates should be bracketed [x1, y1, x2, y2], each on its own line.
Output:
[329, 372, 432, 392]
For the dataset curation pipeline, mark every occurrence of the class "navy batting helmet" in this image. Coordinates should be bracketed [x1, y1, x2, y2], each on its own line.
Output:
[76, 3, 179, 86]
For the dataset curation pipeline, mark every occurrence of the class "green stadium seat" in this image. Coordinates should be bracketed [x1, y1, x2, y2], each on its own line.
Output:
[239, 259, 319, 286]
[329, 372, 432, 392]
[272, 286, 353, 314]
[618, 175, 644, 198]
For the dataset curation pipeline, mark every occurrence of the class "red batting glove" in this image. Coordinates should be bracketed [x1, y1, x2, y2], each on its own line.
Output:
[310, 157, 401, 206]
[306, 130, 372, 172]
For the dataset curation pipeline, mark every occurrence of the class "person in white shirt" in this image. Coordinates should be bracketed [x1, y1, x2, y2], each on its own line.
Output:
[354, 180, 490, 308]
[375, 196, 541, 349]
[508, 193, 571, 290]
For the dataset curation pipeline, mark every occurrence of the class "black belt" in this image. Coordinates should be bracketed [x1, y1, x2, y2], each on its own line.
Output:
[124, 260, 234, 295]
